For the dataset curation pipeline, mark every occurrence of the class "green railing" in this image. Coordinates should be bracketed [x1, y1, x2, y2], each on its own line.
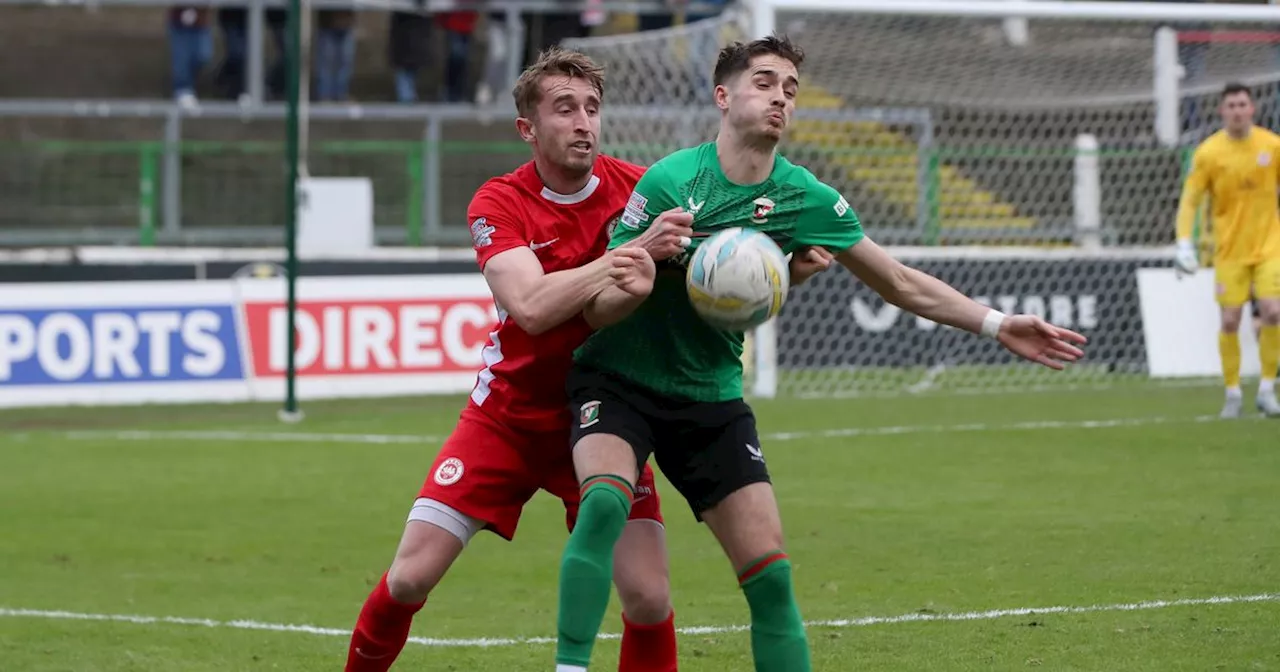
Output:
[0, 140, 1195, 247]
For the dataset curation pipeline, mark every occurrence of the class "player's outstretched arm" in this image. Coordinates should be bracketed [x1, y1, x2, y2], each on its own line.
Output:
[836, 237, 1087, 370]
[482, 247, 617, 335]
[582, 248, 656, 329]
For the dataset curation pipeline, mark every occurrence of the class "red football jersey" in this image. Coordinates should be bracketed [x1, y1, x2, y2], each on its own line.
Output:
[466, 155, 647, 432]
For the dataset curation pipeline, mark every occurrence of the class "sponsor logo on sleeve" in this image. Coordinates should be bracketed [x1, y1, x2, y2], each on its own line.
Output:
[470, 217, 495, 248]
[621, 192, 650, 230]
[834, 195, 851, 218]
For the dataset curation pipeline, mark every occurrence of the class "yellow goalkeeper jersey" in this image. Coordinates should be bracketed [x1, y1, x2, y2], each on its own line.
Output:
[1176, 127, 1280, 265]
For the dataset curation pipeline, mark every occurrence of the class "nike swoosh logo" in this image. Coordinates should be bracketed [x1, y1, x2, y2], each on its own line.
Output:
[355, 648, 391, 660]
[530, 238, 559, 250]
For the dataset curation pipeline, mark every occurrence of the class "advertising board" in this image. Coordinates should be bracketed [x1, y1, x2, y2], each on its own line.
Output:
[0, 275, 495, 408]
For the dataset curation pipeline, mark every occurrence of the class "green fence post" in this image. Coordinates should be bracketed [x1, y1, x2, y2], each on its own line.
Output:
[407, 145, 424, 247]
[138, 144, 158, 246]
[925, 150, 942, 246]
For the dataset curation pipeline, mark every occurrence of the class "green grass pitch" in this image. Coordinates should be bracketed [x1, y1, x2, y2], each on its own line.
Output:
[1, 382, 1277, 671]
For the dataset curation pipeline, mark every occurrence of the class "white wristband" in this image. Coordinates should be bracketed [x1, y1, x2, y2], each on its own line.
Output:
[980, 309, 1006, 339]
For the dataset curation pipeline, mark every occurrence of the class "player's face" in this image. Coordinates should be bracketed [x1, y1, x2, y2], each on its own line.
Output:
[523, 75, 602, 177]
[719, 54, 799, 144]
[1220, 92, 1255, 135]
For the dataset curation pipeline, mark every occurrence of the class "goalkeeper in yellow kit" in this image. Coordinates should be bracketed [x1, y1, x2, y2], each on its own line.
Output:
[1175, 83, 1280, 418]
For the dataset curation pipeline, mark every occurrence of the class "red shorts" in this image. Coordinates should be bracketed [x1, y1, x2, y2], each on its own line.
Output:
[418, 405, 664, 541]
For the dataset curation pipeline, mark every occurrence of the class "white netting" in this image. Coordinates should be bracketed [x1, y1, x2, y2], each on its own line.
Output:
[568, 9, 1280, 247]
[568, 8, 1280, 396]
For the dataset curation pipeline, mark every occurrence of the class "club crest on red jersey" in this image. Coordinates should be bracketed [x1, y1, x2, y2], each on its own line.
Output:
[433, 457, 465, 486]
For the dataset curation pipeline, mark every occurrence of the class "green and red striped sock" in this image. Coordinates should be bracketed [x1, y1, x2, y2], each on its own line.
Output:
[738, 550, 811, 672]
[555, 474, 634, 668]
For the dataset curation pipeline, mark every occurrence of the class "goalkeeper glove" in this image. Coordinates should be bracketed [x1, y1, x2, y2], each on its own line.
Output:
[1174, 239, 1199, 278]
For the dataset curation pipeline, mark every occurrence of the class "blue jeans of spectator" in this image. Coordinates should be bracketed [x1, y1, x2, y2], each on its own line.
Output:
[441, 30, 471, 102]
[169, 25, 213, 97]
[315, 28, 356, 101]
[395, 68, 418, 103]
[218, 24, 247, 98]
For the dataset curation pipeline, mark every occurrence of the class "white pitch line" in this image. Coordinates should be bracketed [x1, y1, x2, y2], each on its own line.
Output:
[55, 414, 1240, 447]
[1, 592, 1275, 648]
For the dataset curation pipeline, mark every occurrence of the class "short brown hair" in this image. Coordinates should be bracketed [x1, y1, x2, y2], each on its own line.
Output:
[512, 47, 605, 118]
[1222, 82, 1253, 102]
[713, 34, 805, 86]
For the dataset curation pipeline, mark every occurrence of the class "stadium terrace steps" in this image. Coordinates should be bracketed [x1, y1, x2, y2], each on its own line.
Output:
[791, 89, 1036, 231]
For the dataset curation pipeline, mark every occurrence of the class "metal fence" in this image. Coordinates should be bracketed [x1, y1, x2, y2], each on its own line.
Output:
[0, 100, 955, 247]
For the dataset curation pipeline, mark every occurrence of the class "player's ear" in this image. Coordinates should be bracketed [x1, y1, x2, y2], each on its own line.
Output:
[515, 116, 536, 143]
[714, 85, 729, 112]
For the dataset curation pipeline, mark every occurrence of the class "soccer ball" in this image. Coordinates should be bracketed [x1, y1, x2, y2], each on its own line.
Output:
[685, 227, 790, 331]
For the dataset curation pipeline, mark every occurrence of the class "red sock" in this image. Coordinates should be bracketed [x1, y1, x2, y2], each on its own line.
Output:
[618, 610, 678, 672]
[344, 572, 426, 672]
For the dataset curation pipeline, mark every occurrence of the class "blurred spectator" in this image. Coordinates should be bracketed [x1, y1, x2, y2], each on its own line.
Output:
[436, 11, 477, 103]
[478, 11, 509, 107]
[215, 7, 249, 102]
[266, 8, 289, 99]
[315, 9, 358, 102]
[524, 3, 590, 67]
[168, 5, 213, 106]
[637, 0, 727, 32]
[389, 11, 432, 103]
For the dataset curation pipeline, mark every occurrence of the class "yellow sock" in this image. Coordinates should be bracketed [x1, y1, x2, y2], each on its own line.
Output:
[1260, 325, 1280, 383]
[1220, 331, 1242, 390]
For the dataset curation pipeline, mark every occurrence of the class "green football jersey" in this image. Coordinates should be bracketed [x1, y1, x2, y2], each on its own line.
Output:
[574, 142, 865, 402]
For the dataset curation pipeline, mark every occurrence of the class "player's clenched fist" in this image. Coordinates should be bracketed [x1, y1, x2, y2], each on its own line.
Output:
[626, 207, 695, 261]
[606, 247, 656, 297]
[789, 245, 834, 285]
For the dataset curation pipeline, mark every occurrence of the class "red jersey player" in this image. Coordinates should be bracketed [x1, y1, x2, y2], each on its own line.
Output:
[343, 49, 692, 672]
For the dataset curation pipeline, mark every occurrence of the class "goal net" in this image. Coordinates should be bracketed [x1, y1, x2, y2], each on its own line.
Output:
[566, 2, 1280, 397]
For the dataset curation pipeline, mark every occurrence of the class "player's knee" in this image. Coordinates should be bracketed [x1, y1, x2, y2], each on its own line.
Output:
[386, 556, 443, 603]
[576, 482, 632, 539]
[1259, 302, 1280, 325]
[616, 574, 671, 624]
[387, 501, 478, 602]
[573, 433, 641, 486]
[1222, 312, 1244, 333]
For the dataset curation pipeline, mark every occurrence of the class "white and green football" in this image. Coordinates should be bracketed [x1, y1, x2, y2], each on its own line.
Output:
[685, 227, 790, 331]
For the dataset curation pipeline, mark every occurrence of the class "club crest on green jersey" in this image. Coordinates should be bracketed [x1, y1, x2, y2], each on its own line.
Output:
[579, 400, 602, 428]
[751, 197, 775, 224]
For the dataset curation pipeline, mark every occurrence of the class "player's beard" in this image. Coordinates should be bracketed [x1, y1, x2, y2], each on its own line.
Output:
[556, 143, 596, 177]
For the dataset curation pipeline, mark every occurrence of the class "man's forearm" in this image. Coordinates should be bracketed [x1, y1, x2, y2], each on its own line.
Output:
[583, 285, 647, 329]
[1174, 188, 1203, 242]
[509, 258, 614, 334]
[887, 266, 997, 336]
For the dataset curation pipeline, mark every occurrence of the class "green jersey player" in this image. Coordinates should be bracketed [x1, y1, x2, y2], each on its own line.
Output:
[553, 35, 1089, 672]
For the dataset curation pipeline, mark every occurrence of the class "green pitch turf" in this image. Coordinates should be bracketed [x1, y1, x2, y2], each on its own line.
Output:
[1, 383, 1277, 671]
